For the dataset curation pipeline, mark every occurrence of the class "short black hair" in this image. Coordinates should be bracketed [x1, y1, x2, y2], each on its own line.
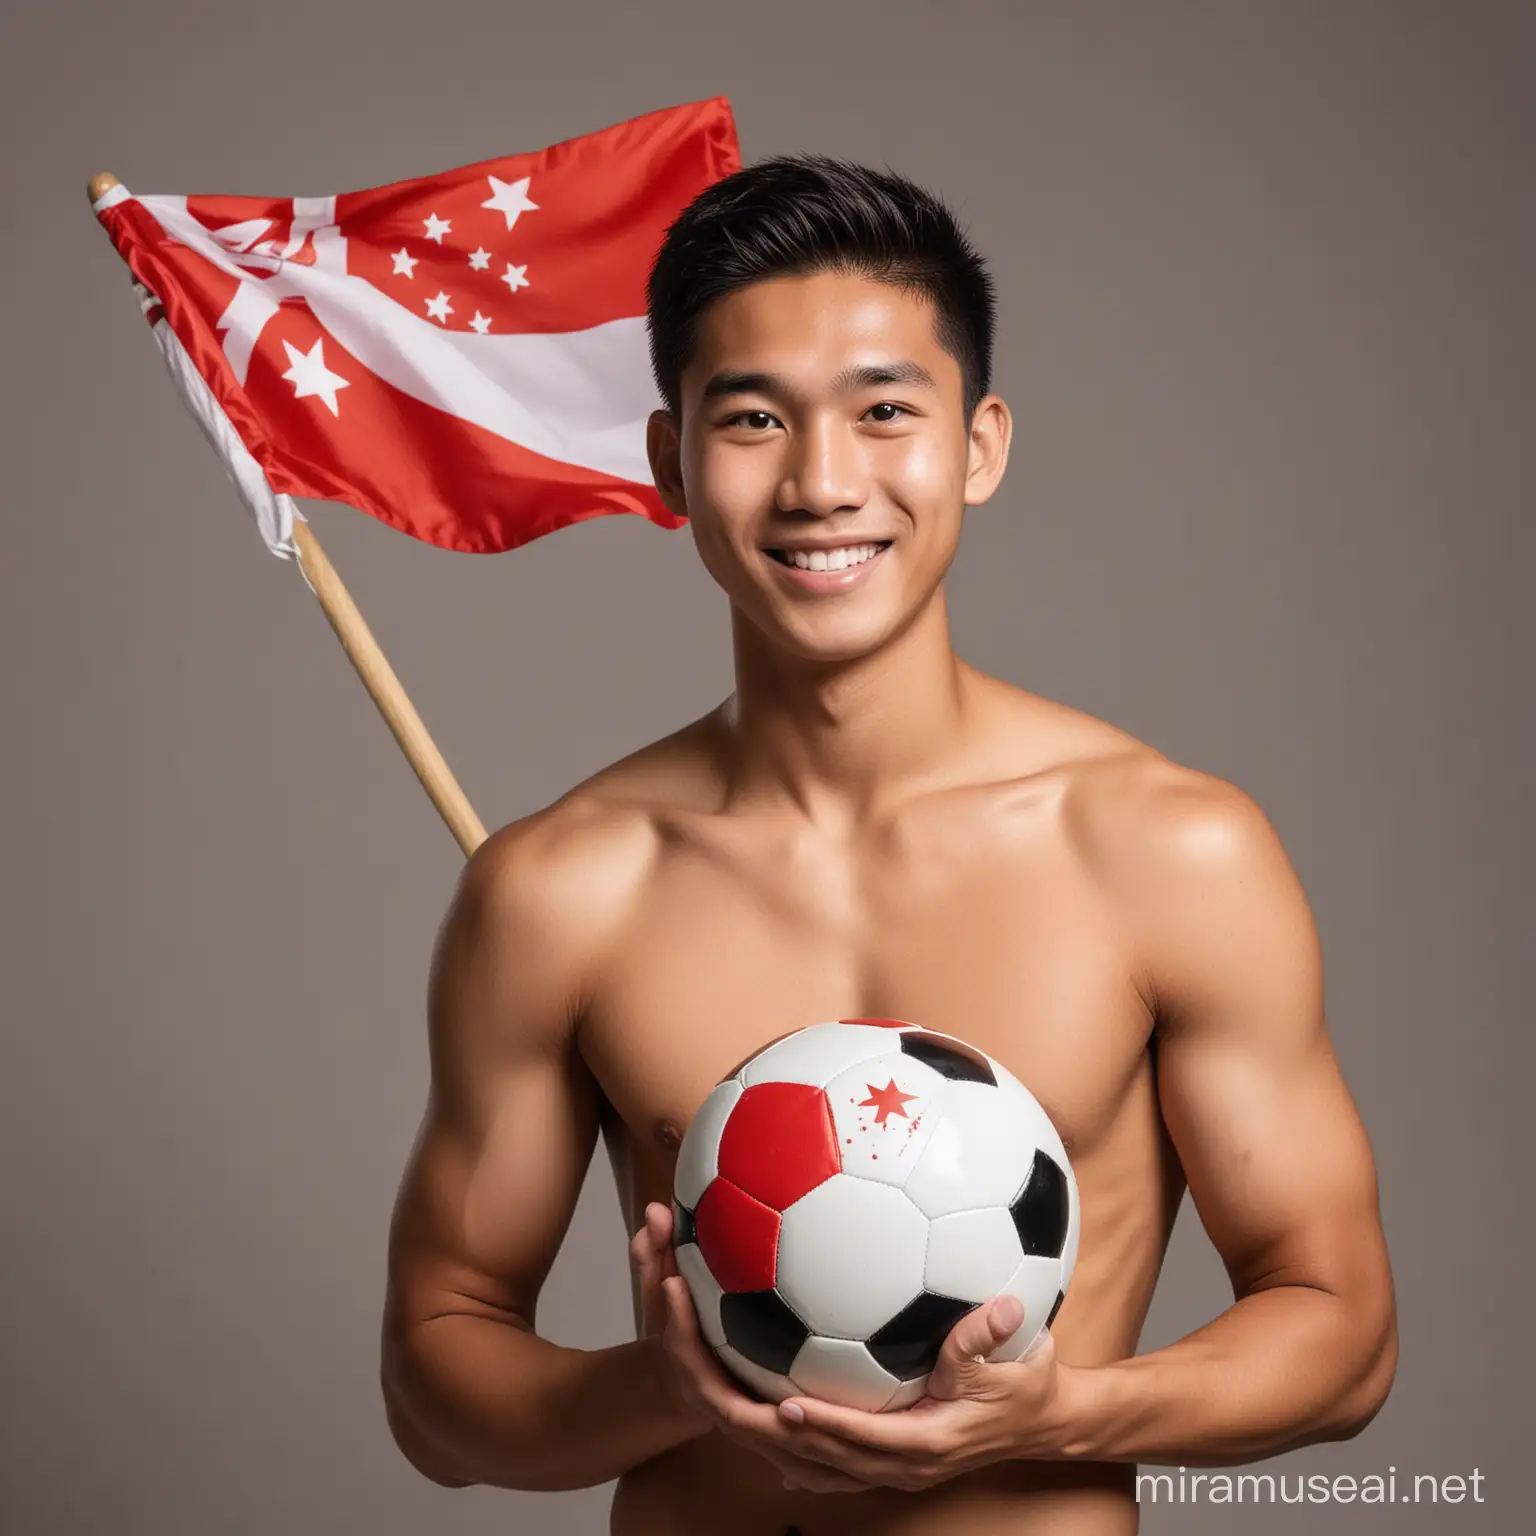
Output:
[647, 154, 996, 421]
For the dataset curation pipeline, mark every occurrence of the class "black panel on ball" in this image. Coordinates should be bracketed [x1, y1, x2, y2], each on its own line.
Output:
[898, 1031, 997, 1085]
[1045, 1289, 1066, 1329]
[1010, 1148, 1069, 1257]
[866, 1291, 977, 1381]
[720, 1290, 810, 1376]
[673, 1201, 697, 1248]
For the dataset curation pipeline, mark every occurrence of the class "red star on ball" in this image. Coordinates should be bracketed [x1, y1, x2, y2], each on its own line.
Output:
[859, 1079, 918, 1126]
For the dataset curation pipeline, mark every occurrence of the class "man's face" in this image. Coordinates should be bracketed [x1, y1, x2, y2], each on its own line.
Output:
[647, 270, 1010, 664]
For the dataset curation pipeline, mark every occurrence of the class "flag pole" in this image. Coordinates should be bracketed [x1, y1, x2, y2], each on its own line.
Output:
[88, 171, 489, 861]
[285, 516, 489, 858]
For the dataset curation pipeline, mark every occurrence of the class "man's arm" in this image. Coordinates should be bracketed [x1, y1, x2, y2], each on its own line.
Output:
[1060, 765, 1397, 1466]
[380, 803, 707, 1491]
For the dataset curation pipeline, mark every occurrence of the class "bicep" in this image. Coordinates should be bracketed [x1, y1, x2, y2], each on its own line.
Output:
[1135, 782, 1387, 1302]
[384, 829, 604, 1346]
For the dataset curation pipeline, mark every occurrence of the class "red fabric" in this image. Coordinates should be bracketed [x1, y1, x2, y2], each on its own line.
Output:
[95, 98, 740, 553]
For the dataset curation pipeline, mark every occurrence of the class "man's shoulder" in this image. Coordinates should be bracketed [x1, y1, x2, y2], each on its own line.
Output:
[463, 713, 719, 947]
[964, 681, 1282, 900]
[1060, 732, 1282, 894]
[1051, 726, 1306, 1003]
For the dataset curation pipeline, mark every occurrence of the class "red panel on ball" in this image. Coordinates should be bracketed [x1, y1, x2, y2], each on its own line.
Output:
[839, 1017, 916, 1029]
[718, 1082, 841, 1210]
[694, 1177, 781, 1292]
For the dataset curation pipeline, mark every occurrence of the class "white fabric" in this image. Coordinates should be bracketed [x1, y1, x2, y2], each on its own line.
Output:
[95, 180, 309, 572]
[134, 192, 659, 485]
[142, 281, 309, 570]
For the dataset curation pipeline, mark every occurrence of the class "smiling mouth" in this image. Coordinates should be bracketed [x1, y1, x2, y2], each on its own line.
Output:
[765, 541, 893, 572]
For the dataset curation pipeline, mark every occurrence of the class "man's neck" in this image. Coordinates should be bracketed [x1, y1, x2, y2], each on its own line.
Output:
[714, 587, 991, 829]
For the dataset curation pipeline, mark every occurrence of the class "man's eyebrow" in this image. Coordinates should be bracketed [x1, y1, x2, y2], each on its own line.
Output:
[699, 360, 938, 403]
[828, 359, 938, 394]
[700, 370, 787, 402]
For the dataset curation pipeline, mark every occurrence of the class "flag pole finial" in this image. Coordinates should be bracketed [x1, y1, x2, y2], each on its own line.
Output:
[87, 172, 120, 205]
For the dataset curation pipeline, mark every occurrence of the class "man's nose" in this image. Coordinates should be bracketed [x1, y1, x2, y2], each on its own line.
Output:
[776, 415, 867, 518]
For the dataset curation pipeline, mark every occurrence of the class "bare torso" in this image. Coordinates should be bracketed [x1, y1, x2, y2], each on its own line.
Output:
[568, 681, 1188, 1534]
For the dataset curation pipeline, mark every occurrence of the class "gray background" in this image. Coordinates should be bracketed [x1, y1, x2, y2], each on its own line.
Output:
[2, 1, 1530, 1530]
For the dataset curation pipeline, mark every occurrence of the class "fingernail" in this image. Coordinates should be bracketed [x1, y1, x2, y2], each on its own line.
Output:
[994, 1294, 1024, 1331]
[780, 1401, 805, 1424]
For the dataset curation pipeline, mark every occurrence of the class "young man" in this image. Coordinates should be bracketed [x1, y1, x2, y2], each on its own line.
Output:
[379, 157, 1397, 1534]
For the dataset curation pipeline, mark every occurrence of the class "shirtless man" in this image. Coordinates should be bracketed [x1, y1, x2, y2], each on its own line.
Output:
[379, 155, 1397, 1534]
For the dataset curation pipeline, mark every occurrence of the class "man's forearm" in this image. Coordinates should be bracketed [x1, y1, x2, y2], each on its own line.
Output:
[384, 1315, 709, 1491]
[1051, 1284, 1396, 1467]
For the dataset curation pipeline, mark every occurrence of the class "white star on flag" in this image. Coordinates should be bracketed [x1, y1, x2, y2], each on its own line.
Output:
[481, 174, 539, 231]
[280, 337, 349, 416]
[501, 262, 530, 294]
[391, 248, 418, 278]
[469, 311, 492, 335]
[423, 212, 452, 243]
[467, 247, 491, 271]
[424, 291, 453, 323]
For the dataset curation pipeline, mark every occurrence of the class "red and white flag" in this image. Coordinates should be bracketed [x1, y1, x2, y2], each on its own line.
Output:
[93, 97, 739, 556]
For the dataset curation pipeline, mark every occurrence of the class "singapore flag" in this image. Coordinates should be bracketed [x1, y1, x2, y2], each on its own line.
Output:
[92, 98, 740, 555]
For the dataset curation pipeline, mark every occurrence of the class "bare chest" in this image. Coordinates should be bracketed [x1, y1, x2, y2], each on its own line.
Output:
[579, 788, 1155, 1195]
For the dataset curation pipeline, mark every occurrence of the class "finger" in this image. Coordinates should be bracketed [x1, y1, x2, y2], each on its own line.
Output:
[926, 1294, 1024, 1400]
[646, 1202, 683, 1280]
[663, 1276, 765, 1418]
[660, 1277, 897, 1492]
[778, 1393, 932, 1453]
[646, 1201, 674, 1249]
[662, 1280, 886, 1486]
[630, 1223, 660, 1290]
[775, 1419, 935, 1492]
[633, 1214, 678, 1338]
[949, 1294, 1024, 1362]
[770, 1440, 878, 1493]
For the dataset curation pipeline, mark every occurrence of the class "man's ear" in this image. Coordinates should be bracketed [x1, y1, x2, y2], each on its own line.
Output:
[962, 394, 1012, 508]
[646, 408, 687, 519]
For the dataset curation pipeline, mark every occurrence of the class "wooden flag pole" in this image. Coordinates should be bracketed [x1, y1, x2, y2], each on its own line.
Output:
[88, 171, 489, 861]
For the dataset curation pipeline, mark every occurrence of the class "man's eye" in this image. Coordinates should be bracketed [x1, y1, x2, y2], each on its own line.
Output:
[865, 402, 908, 423]
[728, 411, 778, 430]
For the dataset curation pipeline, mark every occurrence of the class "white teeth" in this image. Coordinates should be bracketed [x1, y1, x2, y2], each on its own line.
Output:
[785, 543, 881, 572]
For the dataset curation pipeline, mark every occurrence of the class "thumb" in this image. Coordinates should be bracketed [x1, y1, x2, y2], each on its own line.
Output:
[926, 1293, 1025, 1400]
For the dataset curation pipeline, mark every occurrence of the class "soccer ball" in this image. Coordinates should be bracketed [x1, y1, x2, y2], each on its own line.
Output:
[671, 1017, 1079, 1413]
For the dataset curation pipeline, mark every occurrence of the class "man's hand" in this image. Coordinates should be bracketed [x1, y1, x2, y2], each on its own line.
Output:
[633, 1202, 877, 1494]
[629, 1199, 688, 1342]
[768, 1299, 1085, 1491]
[642, 1201, 1086, 1493]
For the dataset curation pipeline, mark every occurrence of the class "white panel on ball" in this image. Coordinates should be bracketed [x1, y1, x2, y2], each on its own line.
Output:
[776, 1175, 930, 1339]
[673, 1078, 742, 1208]
[985, 1254, 1063, 1363]
[923, 1206, 1026, 1302]
[1059, 1161, 1082, 1289]
[883, 1377, 928, 1412]
[788, 1335, 901, 1413]
[821, 1051, 951, 1187]
[902, 1079, 1041, 1217]
[740, 1022, 913, 1090]
[717, 1343, 796, 1404]
[674, 1242, 726, 1350]
[990, 1059, 1072, 1166]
